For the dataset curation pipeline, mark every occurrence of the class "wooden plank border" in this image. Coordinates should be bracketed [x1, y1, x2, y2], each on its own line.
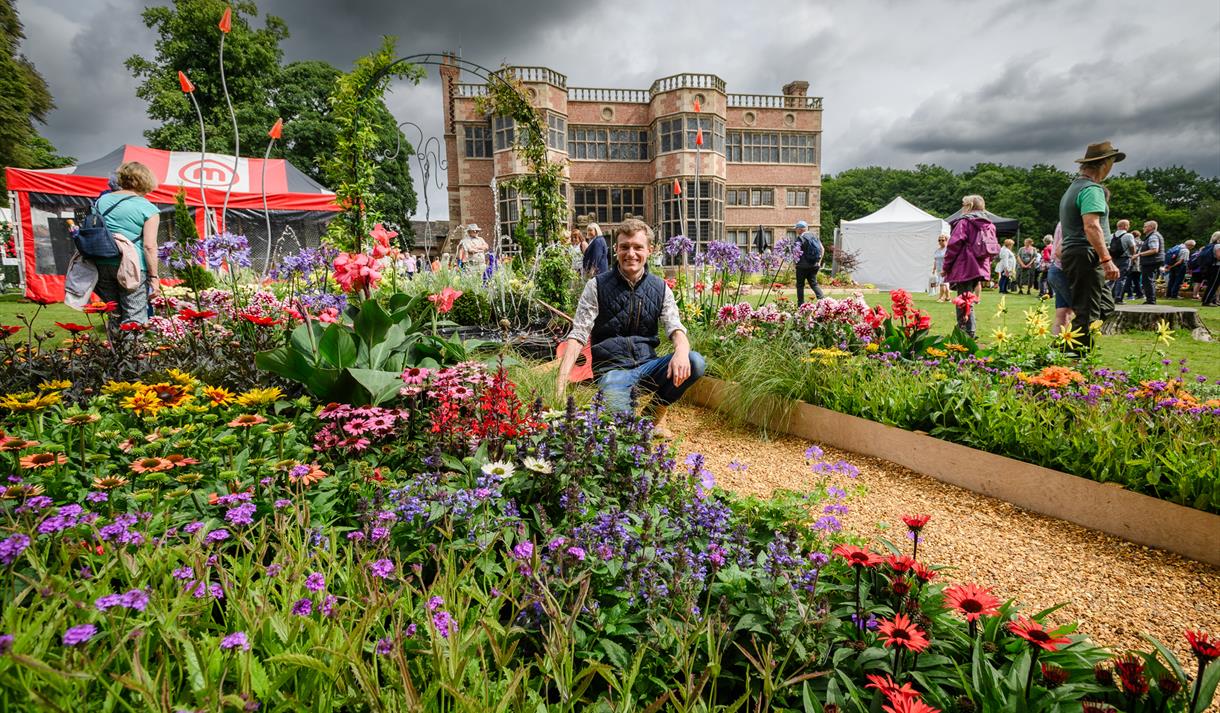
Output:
[687, 377, 1220, 568]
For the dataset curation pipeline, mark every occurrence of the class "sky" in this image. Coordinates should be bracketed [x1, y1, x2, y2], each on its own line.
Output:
[20, 0, 1220, 220]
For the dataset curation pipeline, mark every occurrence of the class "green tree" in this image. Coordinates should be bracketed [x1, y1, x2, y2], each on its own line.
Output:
[126, 0, 286, 154]
[127, 2, 417, 228]
[1133, 166, 1220, 210]
[0, 0, 72, 202]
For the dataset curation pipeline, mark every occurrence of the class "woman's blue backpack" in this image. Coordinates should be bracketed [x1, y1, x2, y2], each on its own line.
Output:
[74, 195, 134, 260]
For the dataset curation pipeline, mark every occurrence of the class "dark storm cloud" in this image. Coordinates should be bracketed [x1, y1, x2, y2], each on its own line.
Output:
[884, 47, 1220, 174]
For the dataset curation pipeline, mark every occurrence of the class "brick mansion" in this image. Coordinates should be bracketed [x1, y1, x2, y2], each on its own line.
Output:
[440, 58, 823, 257]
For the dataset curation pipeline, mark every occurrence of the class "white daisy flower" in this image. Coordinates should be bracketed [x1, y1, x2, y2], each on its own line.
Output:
[481, 461, 516, 479]
[522, 456, 552, 474]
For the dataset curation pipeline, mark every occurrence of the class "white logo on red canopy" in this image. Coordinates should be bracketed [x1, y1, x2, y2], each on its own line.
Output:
[165, 152, 250, 193]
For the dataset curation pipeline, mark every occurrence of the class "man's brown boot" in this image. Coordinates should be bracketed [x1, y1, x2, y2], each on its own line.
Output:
[649, 404, 675, 440]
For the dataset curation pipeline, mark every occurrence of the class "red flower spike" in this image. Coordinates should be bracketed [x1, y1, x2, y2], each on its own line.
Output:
[877, 613, 931, 653]
[942, 583, 1001, 622]
[1185, 630, 1220, 663]
[1007, 616, 1072, 652]
[55, 322, 93, 333]
[268, 118, 283, 139]
[177, 71, 195, 93]
[218, 6, 232, 33]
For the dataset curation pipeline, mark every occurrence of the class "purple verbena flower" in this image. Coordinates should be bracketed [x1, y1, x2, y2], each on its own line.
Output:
[63, 624, 97, 646]
[220, 631, 250, 651]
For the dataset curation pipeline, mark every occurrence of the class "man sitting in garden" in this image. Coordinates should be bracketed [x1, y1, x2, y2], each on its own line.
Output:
[557, 218, 705, 438]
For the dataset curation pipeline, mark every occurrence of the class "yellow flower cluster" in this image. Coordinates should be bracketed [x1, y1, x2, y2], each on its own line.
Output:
[235, 387, 283, 408]
[806, 347, 851, 363]
[0, 391, 62, 412]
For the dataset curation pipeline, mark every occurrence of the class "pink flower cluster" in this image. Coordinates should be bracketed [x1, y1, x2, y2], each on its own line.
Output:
[716, 296, 873, 342]
[333, 252, 383, 294]
[313, 404, 408, 451]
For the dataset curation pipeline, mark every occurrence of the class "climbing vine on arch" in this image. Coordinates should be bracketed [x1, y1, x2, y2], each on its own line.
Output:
[475, 70, 568, 256]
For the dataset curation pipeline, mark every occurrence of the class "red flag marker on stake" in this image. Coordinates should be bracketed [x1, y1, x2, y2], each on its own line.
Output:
[219, 6, 232, 33]
[177, 71, 195, 93]
[696, 127, 704, 146]
[673, 178, 682, 195]
[694, 98, 701, 113]
[268, 118, 283, 139]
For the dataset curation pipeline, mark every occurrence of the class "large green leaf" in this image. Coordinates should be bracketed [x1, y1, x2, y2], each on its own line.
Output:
[289, 321, 326, 362]
[352, 299, 393, 350]
[318, 325, 358, 369]
[347, 368, 406, 406]
[366, 322, 408, 370]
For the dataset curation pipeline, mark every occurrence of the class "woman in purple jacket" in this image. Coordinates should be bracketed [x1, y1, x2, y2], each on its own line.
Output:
[941, 195, 997, 337]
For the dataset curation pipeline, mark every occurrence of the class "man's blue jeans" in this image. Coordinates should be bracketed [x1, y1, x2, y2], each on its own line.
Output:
[1166, 264, 1187, 298]
[597, 351, 706, 413]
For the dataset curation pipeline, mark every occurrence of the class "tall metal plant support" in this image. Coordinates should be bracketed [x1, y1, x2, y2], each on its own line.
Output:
[693, 99, 702, 267]
[385, 121, 447, 262]
[349, 54, 550, 257]
[261, 119, 283, 273]
[217, 7, 239, 233]
[490, 175, 500, 259]
[177, 71, 212, 265]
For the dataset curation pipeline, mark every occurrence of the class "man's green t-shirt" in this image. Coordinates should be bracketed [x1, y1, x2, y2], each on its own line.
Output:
[1076, 185, 1107, 217]
[93, 192, 159, 270]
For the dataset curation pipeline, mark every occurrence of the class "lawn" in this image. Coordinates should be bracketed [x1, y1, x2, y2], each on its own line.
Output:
[0, 293, 94, 334]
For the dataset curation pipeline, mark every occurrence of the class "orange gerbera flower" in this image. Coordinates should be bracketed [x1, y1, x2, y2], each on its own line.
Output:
[228, 414, 268, 428]
[20, 452, 66, 469]
[130, 456, 174, 473]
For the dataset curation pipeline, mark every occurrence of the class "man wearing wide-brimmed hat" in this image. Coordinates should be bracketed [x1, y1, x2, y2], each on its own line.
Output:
[1058, 141, 1124, 352]
[458, 223, 490, 272]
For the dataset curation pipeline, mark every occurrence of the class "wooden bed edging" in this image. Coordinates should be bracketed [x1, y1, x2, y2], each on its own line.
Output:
[687, 377, 1220, 568]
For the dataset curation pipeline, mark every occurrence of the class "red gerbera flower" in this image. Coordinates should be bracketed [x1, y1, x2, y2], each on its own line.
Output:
[240, 312, 282, 327]
[911, 562, 937, 583]
[177, 308, 218, 321]
[1185, 630, 1220, 663]
[83, 300, 118, 314]
[865, 673, 919, 702]
[882, 695, 941, 713]
[55, 322, 93, 333]
[877, 613, 931, 653]
[1113, 655, 1148, 697]
[1007, 616, 1071, 652]
[901, 514, 931, 531]
[887, 554, 916, 573]
[942, 583, 1002, 622]
[833, 544, 881, 568]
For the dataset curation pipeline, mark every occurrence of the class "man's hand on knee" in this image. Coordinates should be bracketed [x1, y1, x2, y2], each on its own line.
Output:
[668, 352, 691, 387]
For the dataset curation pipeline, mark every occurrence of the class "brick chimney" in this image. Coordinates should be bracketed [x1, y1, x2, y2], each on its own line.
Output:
[782, 80, 809, 97]
[440, 52, 460, 134]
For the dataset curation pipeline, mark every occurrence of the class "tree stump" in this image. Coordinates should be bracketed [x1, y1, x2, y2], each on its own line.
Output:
[1101, 304, 1212, 341]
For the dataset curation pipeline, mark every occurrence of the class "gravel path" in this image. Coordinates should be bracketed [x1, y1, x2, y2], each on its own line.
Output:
[668, 404, 1220, 668]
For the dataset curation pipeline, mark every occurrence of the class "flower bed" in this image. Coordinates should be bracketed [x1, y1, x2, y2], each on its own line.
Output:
[1, 363, 1217, 711]
[691, 292, 1220, 513]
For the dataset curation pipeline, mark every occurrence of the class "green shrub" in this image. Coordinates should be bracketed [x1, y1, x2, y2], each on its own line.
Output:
[534, 243, 577, 313]
[447, 290, 492, 326]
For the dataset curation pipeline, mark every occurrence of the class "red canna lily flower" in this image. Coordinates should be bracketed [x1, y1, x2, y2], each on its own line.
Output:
[877, 613, 931, 653]
[177, 70, 195, 93]
[0, 325, 20, 337]
[218, 6, 231, 33]
[427, 286, 463, 314]
[55, 322, 94, 333]
[942, 583, 1001, 622]
[83, 300, 118, 314]
[240, 313, 282, 327]
[1185, 630, 1220, 663]
[883, 697, 941, 713]
[177, 308, 218, 321]
[865, 673, 919, 702]
[901, 514, 931, 531]
[1007, 616, 1071, 652]
[833, 544, 881, 568]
